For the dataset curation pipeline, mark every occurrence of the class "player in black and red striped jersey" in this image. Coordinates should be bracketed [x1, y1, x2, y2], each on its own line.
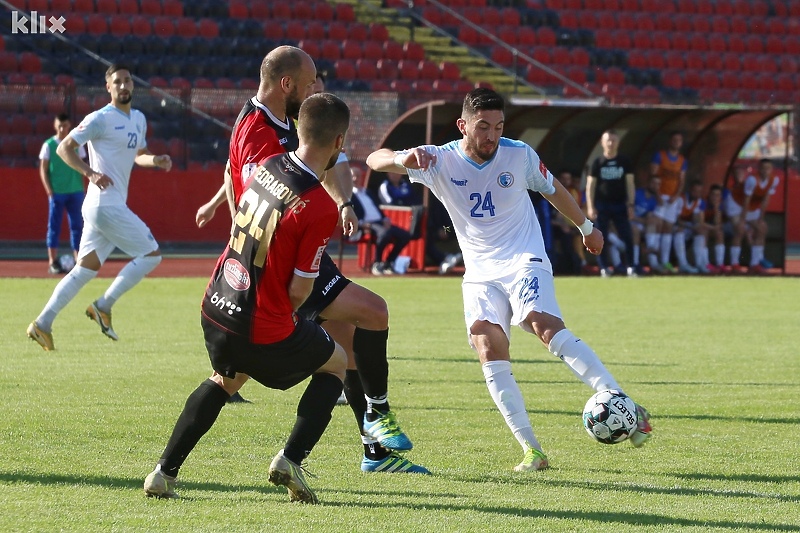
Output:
[145, 93, 352, 503]
[194, 47, 427, 474]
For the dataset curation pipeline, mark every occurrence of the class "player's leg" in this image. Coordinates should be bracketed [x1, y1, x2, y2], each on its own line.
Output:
[46, 194, 65, 273]
[513, 268, 651, 447]
[87, 206, 162, 340]
[319, 282, 414, 451]
[27, 210, 113, 350]
[464, 280, 547, 471]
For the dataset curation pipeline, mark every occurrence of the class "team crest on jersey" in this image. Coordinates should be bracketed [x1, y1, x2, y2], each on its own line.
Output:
[497, 172, 514, 188]
[223, 258, 250, 291]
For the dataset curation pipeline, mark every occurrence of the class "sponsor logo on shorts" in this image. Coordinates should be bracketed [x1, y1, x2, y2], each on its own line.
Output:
[321, 274, 341, 296]
[223, 258, 250, 291]
[497, 172, 514, 188]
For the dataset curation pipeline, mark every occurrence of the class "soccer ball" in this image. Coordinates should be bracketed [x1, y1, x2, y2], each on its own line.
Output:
[59, 254, 76, 272]
[582, 389, 638, 444]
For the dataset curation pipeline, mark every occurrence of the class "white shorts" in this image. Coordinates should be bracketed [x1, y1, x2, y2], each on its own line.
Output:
[724, 196, 760, 222]
[653, 195, 681, 224]
[79, 204, 159, 263]
[461, 266, 562, 347]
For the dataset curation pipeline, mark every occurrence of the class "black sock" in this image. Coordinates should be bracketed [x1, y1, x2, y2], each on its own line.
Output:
[159, 379, 230, 477]
[344, 369, 367, 430]
[364, 441, 391, 461]
[283, 372, 342, 465]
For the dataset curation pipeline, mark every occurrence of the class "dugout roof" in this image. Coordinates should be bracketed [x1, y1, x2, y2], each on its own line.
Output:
[372, 99, 795, 189]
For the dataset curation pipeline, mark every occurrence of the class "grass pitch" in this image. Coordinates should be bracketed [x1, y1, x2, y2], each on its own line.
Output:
[1, 275, 799, 532]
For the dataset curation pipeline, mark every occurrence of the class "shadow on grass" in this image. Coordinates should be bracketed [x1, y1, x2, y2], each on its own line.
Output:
[452, 473, 800, 504]
[321, 496, 800, 531]
[672, 472, 800, 484]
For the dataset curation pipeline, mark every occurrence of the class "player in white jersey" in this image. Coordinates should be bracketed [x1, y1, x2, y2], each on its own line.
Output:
[367, 88, 652, 471]
[27, 64, 172, 351]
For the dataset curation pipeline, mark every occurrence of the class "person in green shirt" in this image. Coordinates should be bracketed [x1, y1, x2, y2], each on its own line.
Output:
[38, 113, 86, 274]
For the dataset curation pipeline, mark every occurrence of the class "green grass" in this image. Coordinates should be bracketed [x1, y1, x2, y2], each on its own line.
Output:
[1, 275, 799, 532]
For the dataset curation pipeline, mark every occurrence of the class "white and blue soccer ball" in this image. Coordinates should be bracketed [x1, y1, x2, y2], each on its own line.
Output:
[582, 389, 638, 444]
[59, 254, 76, 272]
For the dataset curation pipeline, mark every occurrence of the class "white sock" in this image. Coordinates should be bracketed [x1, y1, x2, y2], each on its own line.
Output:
[730, 246, 741, 266]
[751, 245, 764, 266]
[96, 255, 162, 311]
[609, 242, 621, 267]
[482, 361, 540, 451]
[548, 329, 620, 392]
[366, 394, 388, 415]
[692, 235, 705, 267]
[673, 232, 689, 267]
[714, 244, 725, 266]
[659, 233, 673, 264]
[36, 266, 98, 331]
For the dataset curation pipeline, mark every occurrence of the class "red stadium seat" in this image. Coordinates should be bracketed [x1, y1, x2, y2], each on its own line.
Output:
[108, 15, 131, 37]
[536, 27, 557, 46]
[319, 40, 341, 61]
[176, 18, 197, 39]
[306, 21, 326, 40]
[720, 72, 739, 89]
[551, 47, 570, 65]
[18, 51, 41, 73]
[347, 23, 368, 42]
[676, 0, 696, 12]
[707, 34, 726, 53]
[314, 2, 335, 21]
[654, 13, 673, 31]
[703, 52, 722, 70]
[341, 40, 362, 61]
[369, 23, 390, 42]
[228, 0, 248, 18]
[617, 12, 636, 31]
[711, 16, 730, 33]
[335, 3, 355, 22]
[327, 21, 348, 41]
[362, 41, 384, 61]
[440, 61, 461, 80]
[86, 14, 109, 35]
[500, 7, 521, 26]
[633, 12, 655, 31]
[33, 113, 52, 136]
[31, 73, 52, 85]
[270, 3, 289, 19]
[383, 41, 404, 61]
[558, 11, 579, 29]
[377, 59, 399, 80]
[131, 16, 151, 36]
[685, 51, 704, 70]
[688, 33, 707, 51]
[606, 66, 625, 85]
[665, 50, 685, 69]
[420, 7, 442, 25]
[139, 0, 161, 16]
[700, 71, 720, 89]
[672, 13, 692, 33]
[198, 19, 219, 39]
[458, 26, 480, 46]
[570, 47, 590, 67]
[645, 50, 665, 69]
[54, 74, 74, 87]
[162, 0, 183, 17]
[741, 54, 761, 72]
[0, 51, 18, 72]
[776, 73, 795, 91]
[390, 80, 412, 93]
[739, 72, 758, 91]
[626, 49, 647, 69]
[682, 70, 701, 89]
[292, 3, 313, 19]
[250, 3, 269, 18]
[153, 17, 175, 38]
[10, 114, 33, 135]
[786, 36, 800, 55]
[194, 78, 215, 89]
[355, 59, 377, 80]
[632, 31, 651, 49]
[593, 29, 613, 49]
[531, 46, 551, 64]
[398, 60, 420, 80]
[238, 78, 258, 90]
[670, 32, 689, 51]
[726, 34, 746, 54]
[490, 46, 514, 67]
[745, 35, 764, 54]
[517, 26, 536, 45]
[418, 60, 440, 80]
[620, 0, 639, 11]
[611, 30, 632, 50]
[7, 72, 29, 85]
[296, 40, 320, 59]
[148, 76, 169, 88]
[334, 59, 356, 80]
[692, 17, 710, 33]
[71, 0, 94, 12]
[403, 41, 425, 61]
[596, 11, 615, 30]
[695, 0, 713, 14]
[721, 53, 740, 71]
[651, 32, 670, 50]
[778, 55, 798, 74]
[0, 136, 25, 158]
[285, 21, 305, 40]
[96, 0, 118, 14]
[758, 76, 776, 91]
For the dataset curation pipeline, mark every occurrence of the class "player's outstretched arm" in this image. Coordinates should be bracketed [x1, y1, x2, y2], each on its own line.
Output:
[196, 182, 228, 228]
[366, 147, 436, 173]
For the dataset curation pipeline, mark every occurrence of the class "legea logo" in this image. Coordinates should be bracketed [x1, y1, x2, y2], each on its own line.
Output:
[11, 11, 66, 34]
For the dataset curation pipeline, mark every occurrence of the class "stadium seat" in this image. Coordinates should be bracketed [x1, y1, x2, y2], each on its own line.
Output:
[727, 35, 746, 54]
[719, 72, 739, 90]
[271, 3, 290, 19]
[148, 76, 169, 88]
[417, 60, 440, 80]
[688, 33, 707, 51]
[616, 12, 636, 31]
[228, 0, 248, 17]
[389, 79, 412, 93]
[347, 23, 368, 42]
[139, 0, 161, 15]
[699, 70, 720, 89]
[711, 16, 730, 33]
[10, 114, 34, 135]
[263, 20, 285, 40]
[778, 55, 798, 74]
[708, 34, 726, 53]
[490, 46, 514, 67]
[293, 3, 313, 19]
[175, 18, 197, 39]
[326, 21, 347, 41]
[671, 32, 689, 51]
[6, 73, 29, 85]
[198, 19, 219, 40]
[403, 42, 426, 61]
[383, 41, 404, 61]
[536, 27, 557, 46]
[362, 41, 384, 61]
[108, 15, 131, 37]
[0, 52, 18, 73]
[71, 0, 94, 12]
[153, 17, 175, 38]
[0, 136, 25, 159]
[284, 20, 305, 40]
[377, 59, 399, 80]
[551, 47, 570, 65]
[86, 14, 109, 35]
[739, 71, 758, 91]
[305, 21, 325, 40]
[651, 32, 670, 50]
[18, 51, 41, 73]
[249, 2, 268, 18]
[721, 53, 740, 71]
[355, 59, 378, 81]
[130, 15, 151, 37]
[31, 73, 52, 86]
[765, 35, 784, 54]
[335, 3, 355, 22]
[314, 2, 334, 21]
[682, 70, 701, 89]
[320, 40, 341, 61]
[644, 50, 665, 70]
[96, 0, 118, 14]
[672, 13, 692, 32]
[398, 60, 421, 80]
[632, 31, 651, 49]
[297, 40, 320, 59]
[439, 61, 460, 80]
[162, 0, 183, 17]
[665, 51, 685, 70]
[341, 40, 362, 61]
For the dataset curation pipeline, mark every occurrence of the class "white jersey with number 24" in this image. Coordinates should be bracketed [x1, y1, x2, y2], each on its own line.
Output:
[407, 138, 556, 282]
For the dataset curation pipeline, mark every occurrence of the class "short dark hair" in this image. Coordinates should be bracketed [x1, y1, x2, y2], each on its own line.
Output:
[297, 93, 350, 147]
[55, 113, 70, 122]
[462, 88, 504, 117]
[105, 63, 130, 79]
[759, 158, 772, 166]
[709, 184, 723, 193]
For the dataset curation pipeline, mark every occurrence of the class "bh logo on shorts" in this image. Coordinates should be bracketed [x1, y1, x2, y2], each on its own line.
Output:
[223, 258, 250, 291]
[497, 172, 514, 188]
